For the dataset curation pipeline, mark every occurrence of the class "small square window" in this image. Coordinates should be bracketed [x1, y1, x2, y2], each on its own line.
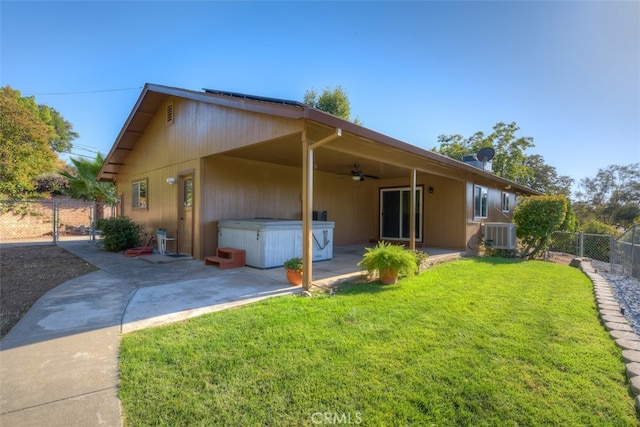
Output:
[132, 179, 147, 209]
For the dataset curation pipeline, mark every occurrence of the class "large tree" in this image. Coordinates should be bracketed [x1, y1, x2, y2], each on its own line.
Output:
[434, 121, 534, 183]
[433, 121, 571, 195]
[0, 86, 77, 199]
[303, 86, 362, 124]
[574, 163, 640, 227]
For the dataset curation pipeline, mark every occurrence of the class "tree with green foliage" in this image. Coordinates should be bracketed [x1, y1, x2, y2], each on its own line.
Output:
[0, 86, 77, 199]
[38, 104, 78, 153]
[523, 154, 573, 196]
[513, 195, 571, 258]
[303, 86, 362, 124]
[578, 220, 620, 236]
[433, 122, 571, 195]
[574, 163, 639, 228]
[60, 153, 115, 204]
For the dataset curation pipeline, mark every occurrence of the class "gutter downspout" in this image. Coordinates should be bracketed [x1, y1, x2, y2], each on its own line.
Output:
[302, 127, 342, 290]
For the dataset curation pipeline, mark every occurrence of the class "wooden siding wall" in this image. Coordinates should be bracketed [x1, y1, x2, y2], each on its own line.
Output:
[124, 97, 301, 170]
[464, 180, 516, 252]
[200, 156, 467, 258]
[116, 158, 201, 256]
[114, 96, 302, 257]
[201, 155, 379, 258]
[373, 175, 466, 249]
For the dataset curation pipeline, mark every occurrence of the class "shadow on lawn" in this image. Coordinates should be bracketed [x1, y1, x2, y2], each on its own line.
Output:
[333, 280, 399, 296]
[333, 256, 527, 297]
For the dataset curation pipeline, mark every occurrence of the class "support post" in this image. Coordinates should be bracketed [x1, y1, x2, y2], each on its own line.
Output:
[302, 132, 313, 290]
[409, 169, 416, 251]
[301, 128, 342, 290]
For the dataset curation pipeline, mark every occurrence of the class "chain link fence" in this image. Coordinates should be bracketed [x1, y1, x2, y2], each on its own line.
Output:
[0, 199, 116, 244]
[550, 224, 640, 280]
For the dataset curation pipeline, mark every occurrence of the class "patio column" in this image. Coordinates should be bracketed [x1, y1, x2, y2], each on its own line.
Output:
[301, 128, 342, 290]
[410, 168, 416, 251]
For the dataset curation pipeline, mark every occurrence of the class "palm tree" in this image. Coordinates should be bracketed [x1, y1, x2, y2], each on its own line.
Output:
[60, 153, 115, 219]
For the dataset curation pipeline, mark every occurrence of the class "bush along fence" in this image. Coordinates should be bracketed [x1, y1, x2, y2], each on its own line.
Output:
[0, 199, 116, 244]
[550, 224, 640, 280]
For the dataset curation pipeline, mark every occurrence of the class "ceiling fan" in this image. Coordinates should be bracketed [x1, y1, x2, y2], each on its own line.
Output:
[350, 163, 379, 181]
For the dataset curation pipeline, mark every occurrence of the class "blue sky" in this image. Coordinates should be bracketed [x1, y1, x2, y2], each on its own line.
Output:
[2, 1, 638, 194]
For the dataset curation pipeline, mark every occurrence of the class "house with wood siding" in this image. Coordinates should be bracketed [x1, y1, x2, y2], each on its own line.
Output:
[97, 83, 538, 285]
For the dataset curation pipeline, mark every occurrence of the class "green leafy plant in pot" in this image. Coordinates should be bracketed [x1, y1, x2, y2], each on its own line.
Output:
[284, 257, 303, 286]
[358, 241, 418, 284]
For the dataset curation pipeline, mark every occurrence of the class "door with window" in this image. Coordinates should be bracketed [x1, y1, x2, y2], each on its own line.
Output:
[380, 187, 423, 241]
[178, 175, 193, 255]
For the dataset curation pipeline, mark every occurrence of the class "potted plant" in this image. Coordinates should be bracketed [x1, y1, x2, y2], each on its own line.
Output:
[284, 257, 303, 286]
[357, 241, 418, 284]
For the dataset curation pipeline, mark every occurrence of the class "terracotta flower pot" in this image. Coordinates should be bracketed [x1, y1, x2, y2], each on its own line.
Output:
[379, 268, 398, 285]
[286, 269, 303, 286]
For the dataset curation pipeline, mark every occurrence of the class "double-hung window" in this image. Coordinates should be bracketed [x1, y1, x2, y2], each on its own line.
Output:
[474, 185, 488, 219]
[132, 179, 148, 209]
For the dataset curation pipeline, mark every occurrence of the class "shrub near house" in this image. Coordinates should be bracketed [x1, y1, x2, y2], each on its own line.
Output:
[96, 217, 143, 252]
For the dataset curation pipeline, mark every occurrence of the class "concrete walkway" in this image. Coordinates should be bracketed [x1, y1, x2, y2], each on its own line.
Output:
[0, 241, 461, 426]
[0, 241, 311, 426]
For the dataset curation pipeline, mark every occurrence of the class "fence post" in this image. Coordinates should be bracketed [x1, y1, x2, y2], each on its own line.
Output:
[52, 201, 58, 244]
[632, 225, 637, 279]
[579, 232, 584, 257]
[610, 234, 615, 274]
[91, 201, 97, 242]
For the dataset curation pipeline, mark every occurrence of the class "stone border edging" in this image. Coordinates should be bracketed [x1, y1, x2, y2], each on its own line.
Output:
[572, 257, 640, 414]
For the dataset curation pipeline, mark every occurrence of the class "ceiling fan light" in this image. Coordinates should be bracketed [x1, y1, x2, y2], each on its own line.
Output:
[352, 175, 362, 181]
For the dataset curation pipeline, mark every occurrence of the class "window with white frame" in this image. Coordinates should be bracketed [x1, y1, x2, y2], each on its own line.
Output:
[474, 185, 488, 219]
[502, 192, 511, 212]
[132, 179, 147, 209]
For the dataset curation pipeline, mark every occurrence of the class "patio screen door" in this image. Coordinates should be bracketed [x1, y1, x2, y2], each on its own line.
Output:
[380, 187, 423, 241]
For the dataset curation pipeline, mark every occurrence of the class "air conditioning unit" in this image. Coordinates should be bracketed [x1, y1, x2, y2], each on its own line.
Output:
[481, 222, 516, 250]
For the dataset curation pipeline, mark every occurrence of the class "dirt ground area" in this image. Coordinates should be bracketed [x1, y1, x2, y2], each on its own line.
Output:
[0, 244, 97, 338]
[545, 252, 575, 266]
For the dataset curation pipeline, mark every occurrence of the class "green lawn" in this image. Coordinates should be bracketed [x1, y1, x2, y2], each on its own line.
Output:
[119, 258, 638, 426]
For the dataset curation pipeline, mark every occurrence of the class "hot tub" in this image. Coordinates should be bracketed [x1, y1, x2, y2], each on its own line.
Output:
[217, 219, 335, 269]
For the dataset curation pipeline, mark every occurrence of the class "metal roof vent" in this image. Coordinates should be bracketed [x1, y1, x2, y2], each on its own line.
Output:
[165, 102, 174, 126]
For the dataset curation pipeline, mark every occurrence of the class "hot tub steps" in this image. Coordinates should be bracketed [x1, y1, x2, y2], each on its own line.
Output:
[204, 247, 246, 269]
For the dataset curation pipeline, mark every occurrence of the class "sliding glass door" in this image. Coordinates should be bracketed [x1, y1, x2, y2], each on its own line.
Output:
[380, 187, 423, 241]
